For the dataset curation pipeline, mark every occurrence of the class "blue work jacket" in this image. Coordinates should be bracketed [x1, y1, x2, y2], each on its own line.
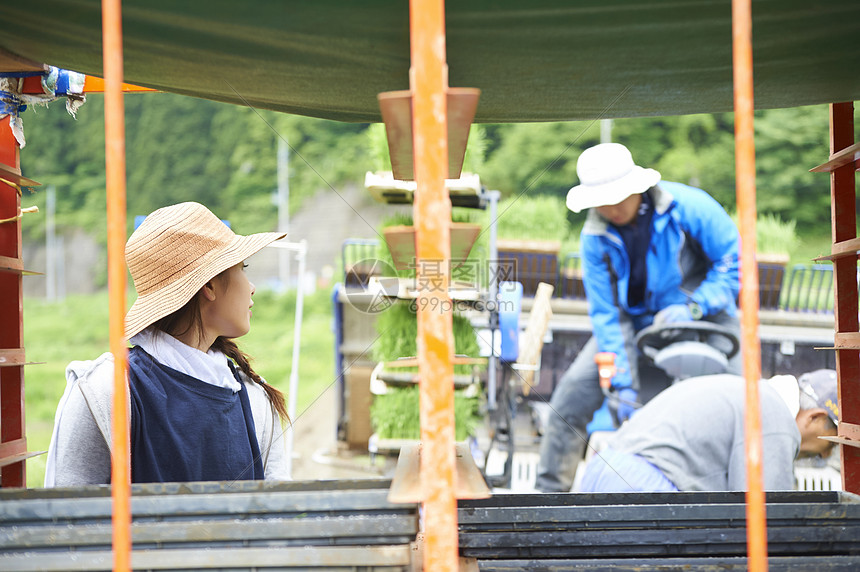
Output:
[580, 181, 739, 389]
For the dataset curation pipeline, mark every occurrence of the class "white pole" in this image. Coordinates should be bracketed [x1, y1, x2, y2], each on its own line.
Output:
[277, 138, 290, 290]
[267, 240, 307, 478]
[46, 185, 56, 301]
[600, 118, 613, 143]
[57, 234, 65, 301]
[487, 190, 500, 410]
[286, 240, 306, 477]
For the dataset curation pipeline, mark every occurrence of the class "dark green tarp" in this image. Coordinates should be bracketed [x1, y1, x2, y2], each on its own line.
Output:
[1, 0, 858, 122]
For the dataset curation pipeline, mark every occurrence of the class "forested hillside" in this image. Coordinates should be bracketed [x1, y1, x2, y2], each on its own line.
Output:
[17, 92, 846, 282]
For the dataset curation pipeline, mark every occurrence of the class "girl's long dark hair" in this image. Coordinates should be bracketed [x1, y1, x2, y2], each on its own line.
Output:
[211, 336, 288, 421]
[151, 271, 289, 422]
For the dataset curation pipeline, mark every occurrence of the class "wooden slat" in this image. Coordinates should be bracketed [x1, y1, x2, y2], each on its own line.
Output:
[0, 163, 41, 189]
[811, 142, 860, 173]
[835, 332, 860, 350]
[831, 237, 860, 258]
[820, 421, 860, 448]
[0, 255, 22, 272]
[0, 348, 25, 367]
[838, 421, 860, 441]
[813, 237, 860, 262]
[820, 410, 859, 450]
[517, 282, 554, 393]
[0, 438, 26, 461]
[0, 255, 42, 276]
[0, 450, 45, 468]
[818, 332, 860, 351]
[820, 436, 860, 450]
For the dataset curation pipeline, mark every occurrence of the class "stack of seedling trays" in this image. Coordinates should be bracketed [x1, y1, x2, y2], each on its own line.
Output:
[0, 479, 419, 571]
[458, 491, 860, 571]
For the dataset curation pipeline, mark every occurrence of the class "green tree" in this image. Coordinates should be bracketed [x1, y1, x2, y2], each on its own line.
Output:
[18, 94, 853, 257]
[480, 121, 600, 199]
[752, 105, 833, 232]
[19, 92, 374, 241]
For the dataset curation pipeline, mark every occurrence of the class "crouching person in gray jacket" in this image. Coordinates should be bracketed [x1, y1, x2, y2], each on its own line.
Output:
[578, 370, 839, 492]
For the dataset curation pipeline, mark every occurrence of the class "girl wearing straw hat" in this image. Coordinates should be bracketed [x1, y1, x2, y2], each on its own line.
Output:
[45, 202, 289, 485]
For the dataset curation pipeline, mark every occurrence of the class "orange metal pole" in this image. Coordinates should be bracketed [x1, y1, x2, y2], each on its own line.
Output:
[83, 76, 156, 93]
[732, 0, 768, 569]
[410, 0, 458, 570]
[101, 0, 130, 570]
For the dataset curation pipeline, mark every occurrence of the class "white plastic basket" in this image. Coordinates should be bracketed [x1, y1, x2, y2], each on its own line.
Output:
[794, 465, 842, 491]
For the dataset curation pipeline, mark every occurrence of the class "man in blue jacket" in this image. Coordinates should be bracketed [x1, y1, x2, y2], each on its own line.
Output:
[535, 142, 741, 493]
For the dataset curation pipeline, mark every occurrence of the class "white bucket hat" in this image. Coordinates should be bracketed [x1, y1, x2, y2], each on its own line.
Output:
[124, 202, 285, 339]
[565, 143, 661, 213]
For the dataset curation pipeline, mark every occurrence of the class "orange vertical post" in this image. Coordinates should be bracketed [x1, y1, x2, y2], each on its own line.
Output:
[101, 0, 130, 570]
[410, 0, 458, 570]
[732, 0, 768, 569]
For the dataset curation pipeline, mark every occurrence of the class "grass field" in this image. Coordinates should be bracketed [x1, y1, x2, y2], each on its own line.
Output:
[792, 229, 836, 266]
[22, 286, 336, 488]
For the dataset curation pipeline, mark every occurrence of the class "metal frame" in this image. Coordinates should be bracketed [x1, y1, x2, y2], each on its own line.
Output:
[459, 491, 860, 560]
[0, 480, 419, 571]
[0, 3, 857, 571]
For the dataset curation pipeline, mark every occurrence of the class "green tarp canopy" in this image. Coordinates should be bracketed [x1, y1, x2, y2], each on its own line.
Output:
[1, 0, 859, 122]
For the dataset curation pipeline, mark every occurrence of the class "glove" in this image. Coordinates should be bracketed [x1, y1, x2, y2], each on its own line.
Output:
[615, 387, 639, 423]
[654, 303, 693, 325]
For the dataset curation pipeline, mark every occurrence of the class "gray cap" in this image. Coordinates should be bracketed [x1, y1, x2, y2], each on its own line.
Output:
[798, 369, 839, 425]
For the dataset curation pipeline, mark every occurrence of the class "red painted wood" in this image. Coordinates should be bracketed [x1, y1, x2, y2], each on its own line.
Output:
[829, 102, 860, 494]
[0, 116, 26, 487]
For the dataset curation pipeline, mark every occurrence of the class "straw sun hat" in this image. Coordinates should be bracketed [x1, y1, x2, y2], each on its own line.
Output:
[565, 143, 661, 213]
[124, 202, 285, 339]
